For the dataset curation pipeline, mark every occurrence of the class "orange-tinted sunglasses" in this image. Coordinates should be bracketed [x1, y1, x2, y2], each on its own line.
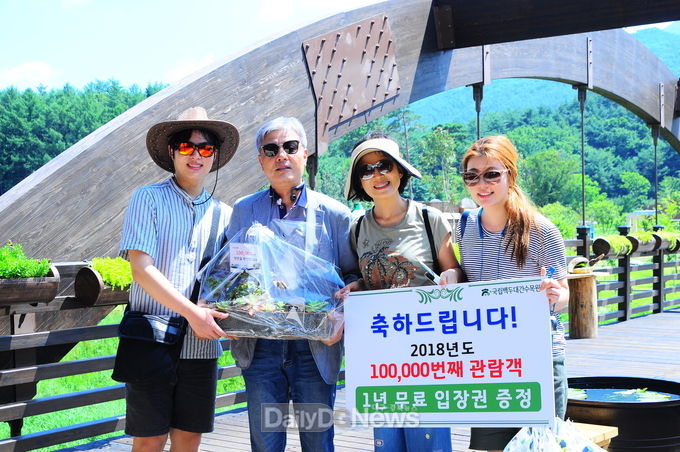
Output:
[175, 142, 216, 157]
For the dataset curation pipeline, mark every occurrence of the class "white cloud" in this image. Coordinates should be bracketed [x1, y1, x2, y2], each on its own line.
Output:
[0, 62, 58, 90]
[163, 54, 216, 84]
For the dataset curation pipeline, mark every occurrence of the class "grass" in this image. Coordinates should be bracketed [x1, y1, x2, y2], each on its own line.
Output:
[0, 306, 245, 451]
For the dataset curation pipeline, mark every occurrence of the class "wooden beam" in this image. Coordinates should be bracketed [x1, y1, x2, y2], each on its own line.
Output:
[0, 324, 117, 353]
[433, 0, 680, 49]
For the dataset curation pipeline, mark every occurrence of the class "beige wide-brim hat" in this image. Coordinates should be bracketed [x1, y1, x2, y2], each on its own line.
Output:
[146, 107, 239, 173]
[344, 138, 422, 199]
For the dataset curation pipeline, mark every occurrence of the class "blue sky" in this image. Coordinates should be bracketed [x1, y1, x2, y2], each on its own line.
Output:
[0, 0, 377, 90]
[0, 0, 674, 91]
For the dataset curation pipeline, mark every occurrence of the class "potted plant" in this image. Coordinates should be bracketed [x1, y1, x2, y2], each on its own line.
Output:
[591, 234, 634, 258]
[0, 242, 59, 306]
[626, 231, 658, 253]
[74, 257, 132, 306]
[653, 230, 680, 253]
[207, 270, 334, 340]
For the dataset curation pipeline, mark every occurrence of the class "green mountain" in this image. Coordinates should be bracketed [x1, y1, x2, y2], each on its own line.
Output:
[409, 26, 680, 126]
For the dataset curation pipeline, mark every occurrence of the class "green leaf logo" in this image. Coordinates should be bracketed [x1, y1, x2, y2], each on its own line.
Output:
[415, 286, 463, 304]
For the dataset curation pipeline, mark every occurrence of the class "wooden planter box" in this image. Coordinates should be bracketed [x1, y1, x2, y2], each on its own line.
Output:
[627, 235, 657, 254]
[216, 309, 332, 341]
[0, 265, 60, 306]
[74, 266, 129, 306]
[592, 237, 633, 258]
[668, 238, 680, 254]
[653, 233, 680, 253]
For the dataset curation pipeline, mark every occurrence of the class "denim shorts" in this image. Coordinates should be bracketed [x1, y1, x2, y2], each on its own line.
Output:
[125, 358, 218, 437]
[469, 354, 567, 450]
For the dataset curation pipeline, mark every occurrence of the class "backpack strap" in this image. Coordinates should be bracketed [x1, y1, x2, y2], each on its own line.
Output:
[422, 207, 441, 275]
[460, 210, 470, 238]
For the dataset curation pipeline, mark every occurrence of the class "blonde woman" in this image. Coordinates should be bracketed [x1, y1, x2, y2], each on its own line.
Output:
[455, 135, 569, 451]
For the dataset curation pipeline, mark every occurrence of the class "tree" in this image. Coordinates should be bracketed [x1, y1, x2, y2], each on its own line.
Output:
[588, 198, 624, 234]
[521, 150, 577, 207]
[560, 174, 606, 215]
[416, 125, 465, 203]
[617, 171, 651, 213]
[316, 154, 351, 205]
[0, 81, 167, 195]
[540, 202, 580, 239]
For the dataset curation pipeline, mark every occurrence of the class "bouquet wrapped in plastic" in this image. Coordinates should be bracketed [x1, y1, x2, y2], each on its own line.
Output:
[504, 417, 607, 452]
[197, 222, 345, 341]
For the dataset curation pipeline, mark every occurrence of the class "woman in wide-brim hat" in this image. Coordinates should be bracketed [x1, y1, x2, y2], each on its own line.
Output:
[339, 133, 464, 452]
[117, 107, 239, 450]
[146, 106, 239, 173]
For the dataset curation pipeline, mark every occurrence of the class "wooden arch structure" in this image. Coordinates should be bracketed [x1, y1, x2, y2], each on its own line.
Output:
[0, 0, 679, 262]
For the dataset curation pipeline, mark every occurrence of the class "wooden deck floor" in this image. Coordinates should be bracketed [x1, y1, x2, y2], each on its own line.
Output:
[88, 310, 680, 452]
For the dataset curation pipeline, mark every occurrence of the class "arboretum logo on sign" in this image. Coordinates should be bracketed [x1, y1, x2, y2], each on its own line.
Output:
[415, 286, 463, 304]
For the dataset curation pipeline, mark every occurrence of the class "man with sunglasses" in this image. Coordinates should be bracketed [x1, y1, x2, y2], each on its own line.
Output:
[118, 107, 239, 452]
[225, 116, 359, 452]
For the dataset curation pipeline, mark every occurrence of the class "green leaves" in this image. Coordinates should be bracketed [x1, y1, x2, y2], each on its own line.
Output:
[0, 81, 167, 195]
[90, 257, 132, 291]
[0, 242, 50, 279]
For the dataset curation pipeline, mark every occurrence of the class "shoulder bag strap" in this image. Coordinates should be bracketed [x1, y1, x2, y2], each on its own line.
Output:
[353, 215, 364, 250]
[190, 203, 221, 303]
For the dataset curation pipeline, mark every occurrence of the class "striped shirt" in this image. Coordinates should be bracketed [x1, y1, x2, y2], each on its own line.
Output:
[454, 208, 567, 356]
[119, 177, 232, 359]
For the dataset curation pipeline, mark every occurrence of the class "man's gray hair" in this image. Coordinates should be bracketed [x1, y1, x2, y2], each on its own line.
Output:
[255, 117, 308, 153]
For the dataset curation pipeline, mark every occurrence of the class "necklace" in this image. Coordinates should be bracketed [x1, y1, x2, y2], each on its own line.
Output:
[478, 209, 506, 281]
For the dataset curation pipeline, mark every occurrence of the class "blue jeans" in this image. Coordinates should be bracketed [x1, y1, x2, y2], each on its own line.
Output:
[242, 339, 336, 452]
[374, 427, 452, 452]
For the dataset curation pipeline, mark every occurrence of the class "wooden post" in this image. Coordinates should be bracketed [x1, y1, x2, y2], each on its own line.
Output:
[653, 225, 666, 313]
[576, 225, 591, 258]
[617, 225, 632, 321]
[568, 274, 599, 338]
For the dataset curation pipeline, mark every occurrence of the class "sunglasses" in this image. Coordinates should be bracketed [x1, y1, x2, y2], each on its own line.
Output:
[175, 142, 216, 158]
[460, 169, 509, 186]
[261, 140, 300, 157]
[359, 159, 394, 180]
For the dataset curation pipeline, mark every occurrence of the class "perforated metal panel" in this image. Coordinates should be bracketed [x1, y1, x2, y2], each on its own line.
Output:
[303, 15, 401, 154]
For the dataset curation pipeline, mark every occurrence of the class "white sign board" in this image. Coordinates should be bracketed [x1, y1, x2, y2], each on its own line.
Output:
[344, 277, 555, 428]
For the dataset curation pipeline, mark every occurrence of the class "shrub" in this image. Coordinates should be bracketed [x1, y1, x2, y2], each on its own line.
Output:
[90, 257, 132, 290]
[630, 231, 654, 243]
[655, 231, 680, 251]
[594, 235, 633, 256]
[0, 242, 50, 279]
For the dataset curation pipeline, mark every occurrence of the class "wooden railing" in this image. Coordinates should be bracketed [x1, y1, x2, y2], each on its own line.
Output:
[0, 235, 678, 451]
[564, 226, 680, 329]
[0, 262, 250, 452]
